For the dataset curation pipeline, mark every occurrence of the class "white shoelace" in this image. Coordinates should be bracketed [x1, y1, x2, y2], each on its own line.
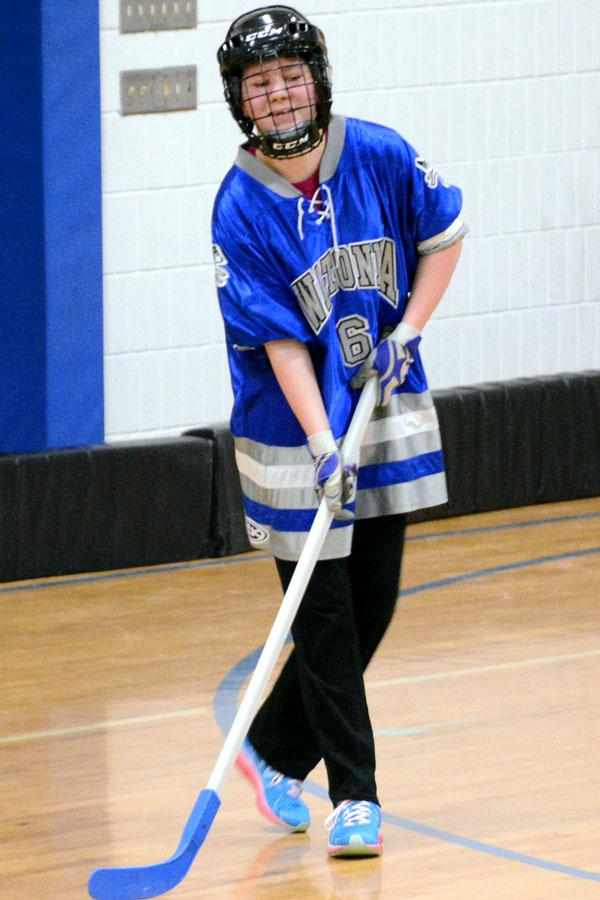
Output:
[325, 799, 373, 831]
[264, 765, 303, 798]
[296, 184, 340, 262]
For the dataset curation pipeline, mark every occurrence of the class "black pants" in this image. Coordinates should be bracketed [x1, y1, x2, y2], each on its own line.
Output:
[247, 513, 406, 808]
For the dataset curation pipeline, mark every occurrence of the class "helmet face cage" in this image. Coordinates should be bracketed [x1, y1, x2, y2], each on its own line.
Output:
[218, 6, 332, 159]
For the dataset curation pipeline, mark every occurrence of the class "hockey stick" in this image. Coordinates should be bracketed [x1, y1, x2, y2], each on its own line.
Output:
[88, 376, 377, 900]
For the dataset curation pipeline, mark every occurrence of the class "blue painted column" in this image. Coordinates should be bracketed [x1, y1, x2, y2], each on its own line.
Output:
[0, 1, 104, 453]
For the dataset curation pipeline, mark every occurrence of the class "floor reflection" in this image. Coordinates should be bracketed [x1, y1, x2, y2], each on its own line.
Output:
[233, 831, 382, 898]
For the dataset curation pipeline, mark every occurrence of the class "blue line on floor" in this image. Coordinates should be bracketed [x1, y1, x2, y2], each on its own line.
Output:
[305, 781, 600, 882]
[405, 510, 600, 541]
[399, 545, 600, 596]
[1, 509, 599, 595]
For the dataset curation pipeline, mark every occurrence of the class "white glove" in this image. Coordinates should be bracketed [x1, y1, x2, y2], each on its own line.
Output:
[307, 429, 356, 520]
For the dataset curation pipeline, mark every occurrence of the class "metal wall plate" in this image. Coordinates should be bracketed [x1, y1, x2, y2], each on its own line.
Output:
[120, 0, 196, 33]
[120, 66, 197, 114]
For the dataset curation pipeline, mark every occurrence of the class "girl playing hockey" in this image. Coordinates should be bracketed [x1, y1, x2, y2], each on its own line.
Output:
[213, 4, 466, 857]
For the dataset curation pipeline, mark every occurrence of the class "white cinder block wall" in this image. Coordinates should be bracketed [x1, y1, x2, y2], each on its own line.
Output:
[100, 0, 600, 441]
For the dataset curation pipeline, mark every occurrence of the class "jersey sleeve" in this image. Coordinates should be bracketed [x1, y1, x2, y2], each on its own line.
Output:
[212, 213, 313, 349]
[400, 139, 468, 255]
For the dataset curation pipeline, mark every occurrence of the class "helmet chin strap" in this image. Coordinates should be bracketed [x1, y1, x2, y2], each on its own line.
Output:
[257, 120, 324, 159]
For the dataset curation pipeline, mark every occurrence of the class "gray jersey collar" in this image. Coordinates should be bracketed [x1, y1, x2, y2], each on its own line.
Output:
[234, 115, 346, 198]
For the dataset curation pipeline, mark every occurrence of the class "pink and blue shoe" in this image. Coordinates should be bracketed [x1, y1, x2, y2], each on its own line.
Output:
[236, 739, 310, 832]
[326, 800, 383, 857]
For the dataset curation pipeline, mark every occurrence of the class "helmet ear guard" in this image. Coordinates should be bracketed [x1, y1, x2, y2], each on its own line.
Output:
[217, 5, 332, 159]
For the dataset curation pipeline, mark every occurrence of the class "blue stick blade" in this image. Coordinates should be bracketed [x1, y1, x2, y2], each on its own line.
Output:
[88, 789, 221, 900]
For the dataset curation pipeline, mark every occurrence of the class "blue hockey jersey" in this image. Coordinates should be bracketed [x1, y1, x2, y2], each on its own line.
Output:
[212, 115, 467, 560]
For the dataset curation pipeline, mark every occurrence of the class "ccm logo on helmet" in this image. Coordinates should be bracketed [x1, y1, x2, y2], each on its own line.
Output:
[246, 24, 284, 41]
[272, 132, 311, 151]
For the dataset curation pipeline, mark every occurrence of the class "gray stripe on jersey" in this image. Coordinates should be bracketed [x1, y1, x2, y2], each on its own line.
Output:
[417, 218, 469, 255]
[356, 471, 448, 519]
[235, 148, 301, 198]
[359, 428, 443, 467]
[319, 115, 346, 181]
[238, 472, 316, 511]
[366, 389, 438, 424]
[235, 437, 310, 467]
[362, 395, 441, 449]
[269, 522, 353, 561]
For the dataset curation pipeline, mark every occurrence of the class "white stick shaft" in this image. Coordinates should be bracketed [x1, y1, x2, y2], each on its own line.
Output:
[207, 377, 377, 794]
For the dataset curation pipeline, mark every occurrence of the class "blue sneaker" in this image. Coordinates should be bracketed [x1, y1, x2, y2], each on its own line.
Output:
[236, 739, 310, 832]
[326, 800, 382, 857]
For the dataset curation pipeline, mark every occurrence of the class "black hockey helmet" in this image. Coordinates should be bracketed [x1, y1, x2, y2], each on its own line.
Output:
[217, 5, 332, 158]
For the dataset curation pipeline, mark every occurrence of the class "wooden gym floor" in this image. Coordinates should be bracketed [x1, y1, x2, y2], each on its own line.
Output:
[1, 497, 600, 899]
